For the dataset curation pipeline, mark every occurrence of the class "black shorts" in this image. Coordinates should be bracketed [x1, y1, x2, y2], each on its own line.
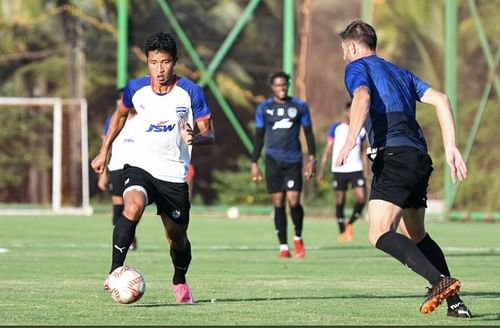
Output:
[332, 171, 366, 191]
[369, 147, 433, 209]
[108, 169, 125, 197]
[122, 165, 190, 224]
[265, 156, 303, 193]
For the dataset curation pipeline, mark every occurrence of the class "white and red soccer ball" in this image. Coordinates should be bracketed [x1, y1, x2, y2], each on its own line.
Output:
[107, 266, 146, 304]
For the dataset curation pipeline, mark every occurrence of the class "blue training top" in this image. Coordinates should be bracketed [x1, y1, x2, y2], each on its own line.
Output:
[344, 55, 430, 153]
[255, 96, 312, 163]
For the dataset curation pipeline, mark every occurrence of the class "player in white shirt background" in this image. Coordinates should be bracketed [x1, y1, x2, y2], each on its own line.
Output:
[317, 101, 368, 242]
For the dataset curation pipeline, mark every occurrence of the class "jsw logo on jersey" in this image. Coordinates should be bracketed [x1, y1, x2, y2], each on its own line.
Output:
[272, 118, 293, 130]
[146, 121, 176, 132]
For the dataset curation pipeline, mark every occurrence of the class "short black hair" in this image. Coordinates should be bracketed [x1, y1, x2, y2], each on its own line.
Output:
[268, 71, 290, 86]
[339, 20, 377, 50]
[143, 32, 178, 60]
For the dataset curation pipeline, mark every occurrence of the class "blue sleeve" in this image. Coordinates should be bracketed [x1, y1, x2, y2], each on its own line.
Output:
[255, 102, 266, 129]
[190, 84, 211, 120]
[103, 115, 111, 136]
[344, 61, 370, 97]
[122, 81, 134, 109]
[408, 70, 430, 101]
[300, 102, 312, 127]
[327, 123, 339, 139]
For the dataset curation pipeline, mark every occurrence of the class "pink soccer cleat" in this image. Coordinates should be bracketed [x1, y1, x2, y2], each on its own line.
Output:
[172, 282, 195, 304]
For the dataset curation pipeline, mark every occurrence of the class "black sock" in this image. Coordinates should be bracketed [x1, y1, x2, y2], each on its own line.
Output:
[348, 202, 365, 225]
[170, 240, 192, 285]
[112, 204, 124, 226]
[336, 203, 346, 233]
[375, 231, 443, 285]
[110, 215, 137, 273]
[274, 207, 287, 245]
[417, 233, 462, 307]
[290, 204, 304, 238]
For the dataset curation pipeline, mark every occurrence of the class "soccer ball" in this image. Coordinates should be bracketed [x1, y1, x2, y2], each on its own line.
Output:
[107, 266, 146, 304]
[226, 206, 240, 219]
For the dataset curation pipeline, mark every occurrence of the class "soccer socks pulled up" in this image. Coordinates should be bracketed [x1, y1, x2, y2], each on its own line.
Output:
[290, 204, 304, 238]
[336, 204, 346, 233]
[170, 240, 192, 285]
[348, 202, 365, 225]
[110, 215, 137, 273]
[375, 231, 443, 285]
[274, 207, 287, 245]
[112, 204, 124, 226]
[417, 233, 462, 307]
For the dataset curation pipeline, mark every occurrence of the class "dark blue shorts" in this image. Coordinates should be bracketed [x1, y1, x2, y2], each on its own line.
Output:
[108, 169, 125, 197]
[369, 147, 433, 209]
[265, 156, 303, 193]
[332, 171, 366, 191]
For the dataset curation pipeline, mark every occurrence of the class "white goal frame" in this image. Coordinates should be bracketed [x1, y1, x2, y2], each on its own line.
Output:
[0, 97, 93, 215]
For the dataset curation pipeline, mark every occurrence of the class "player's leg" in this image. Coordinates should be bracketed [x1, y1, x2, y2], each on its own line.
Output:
[347, 171, 366, 225]
[369, 200, 445, 285]
[287, 190, 305, 258]
[333, 173, 348, 239]
[110, 169, 137, 250]
[109, 188, 145, 274]
[271, 191, 290, 257]
[156, 180, 194, 304]
[265, 156, 290, 257]
[402, 210, 472, 317]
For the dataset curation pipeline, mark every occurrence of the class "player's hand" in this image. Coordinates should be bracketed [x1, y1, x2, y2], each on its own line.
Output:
[97, 173, 108, 191]
[445, 147, 467, 184]
[335, 139, 355, 167]
[316, 173, 324, 184]
[91, 152, 107, 175]
[181, 122, 195, 145]
[304, 160, 316, 180]
[251, 162, 263, 182]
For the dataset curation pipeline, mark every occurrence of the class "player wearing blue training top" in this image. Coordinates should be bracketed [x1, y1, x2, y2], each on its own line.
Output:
[91, 32, 214, 305]
[251, 72, 316, 259]
[336, 20, 470, 317]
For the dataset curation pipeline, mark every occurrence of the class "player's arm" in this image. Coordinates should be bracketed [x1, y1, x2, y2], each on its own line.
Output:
[303, 125, 316, 180]
[91, 102, 129, 175]
[335, 86, 370, 167]
[317, 138, 334, 184]
[250, 128, 265, 182]
[183, 118, 214, 146]
[420, 87, 467, 183]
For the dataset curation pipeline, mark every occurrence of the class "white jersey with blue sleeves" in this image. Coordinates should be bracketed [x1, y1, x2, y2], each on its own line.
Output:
[121, 75, 211, 183]
[328, 121, 366, 173]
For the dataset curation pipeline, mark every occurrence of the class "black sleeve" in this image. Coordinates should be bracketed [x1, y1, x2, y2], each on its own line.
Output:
[250, 128, 265, 162]
[303, 125, 316, 157]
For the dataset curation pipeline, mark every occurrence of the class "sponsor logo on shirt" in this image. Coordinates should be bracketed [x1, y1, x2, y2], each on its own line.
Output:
[146, 120, 176, 132]
[272, 118, 293, 130]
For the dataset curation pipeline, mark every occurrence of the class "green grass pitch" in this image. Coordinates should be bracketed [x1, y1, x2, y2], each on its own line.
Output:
[0, 210, 499, 325]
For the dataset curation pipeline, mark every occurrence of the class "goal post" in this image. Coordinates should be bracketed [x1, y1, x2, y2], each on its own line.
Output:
[0, 97, 93, 215]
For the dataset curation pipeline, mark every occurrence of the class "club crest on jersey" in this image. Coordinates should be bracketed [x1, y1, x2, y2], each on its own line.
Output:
[146, 120, 176, 132]
[176, 106, 188, 119]
[287, 107, 297, 118]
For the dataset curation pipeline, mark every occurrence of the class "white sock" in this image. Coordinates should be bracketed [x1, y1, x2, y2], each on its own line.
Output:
[279, 244, 289, 251]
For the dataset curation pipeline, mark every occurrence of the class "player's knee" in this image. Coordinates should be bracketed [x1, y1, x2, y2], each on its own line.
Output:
[123, 202, 144, 220]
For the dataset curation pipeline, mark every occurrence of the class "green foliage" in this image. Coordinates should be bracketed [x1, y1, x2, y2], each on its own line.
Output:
[212, 156, 268, 205]
[0, 108, 52, 188]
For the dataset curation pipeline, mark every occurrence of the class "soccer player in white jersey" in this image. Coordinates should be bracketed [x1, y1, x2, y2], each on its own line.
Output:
[91, 32, 214, 304]
[98, 89, 139, 250]
[317, 101, 368, 242]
